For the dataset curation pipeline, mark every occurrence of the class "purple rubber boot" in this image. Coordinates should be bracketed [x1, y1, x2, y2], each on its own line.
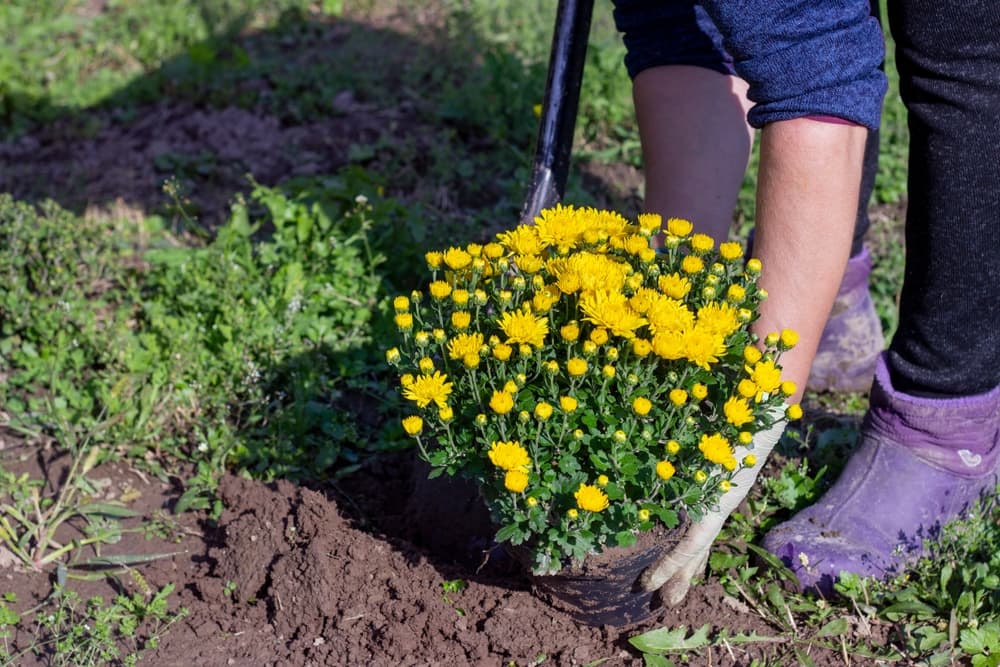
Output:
[807, 247, 884, 393]
[762, 354, 1000, 594]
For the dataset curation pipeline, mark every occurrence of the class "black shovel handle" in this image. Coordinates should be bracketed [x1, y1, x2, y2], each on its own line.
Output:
[520, 0, 595, 225]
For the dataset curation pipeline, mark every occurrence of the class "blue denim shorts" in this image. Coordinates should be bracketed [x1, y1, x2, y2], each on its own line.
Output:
[612, 0, 735, 79]
[610, 0, 887, 128]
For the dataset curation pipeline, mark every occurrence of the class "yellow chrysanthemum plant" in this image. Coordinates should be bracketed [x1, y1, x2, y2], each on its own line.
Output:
[387, 204, 801, 574]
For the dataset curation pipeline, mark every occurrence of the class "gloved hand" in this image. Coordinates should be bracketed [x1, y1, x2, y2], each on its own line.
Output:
[638, 408, 787, 606]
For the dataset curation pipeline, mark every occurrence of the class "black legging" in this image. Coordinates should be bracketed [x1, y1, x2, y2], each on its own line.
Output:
[886, 0, 1000, 396]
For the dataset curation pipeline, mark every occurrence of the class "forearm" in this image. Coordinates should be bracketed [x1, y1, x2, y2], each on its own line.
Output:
[752, 118, 869, 402]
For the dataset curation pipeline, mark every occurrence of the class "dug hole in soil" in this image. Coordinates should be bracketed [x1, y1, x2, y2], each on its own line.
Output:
[1, 446, 888, 667]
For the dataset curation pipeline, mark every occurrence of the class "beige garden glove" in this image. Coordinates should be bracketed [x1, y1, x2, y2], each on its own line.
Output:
[638, 409, 787, 606]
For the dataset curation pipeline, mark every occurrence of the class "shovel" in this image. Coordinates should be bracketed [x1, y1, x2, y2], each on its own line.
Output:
[520, 0, 595, 225]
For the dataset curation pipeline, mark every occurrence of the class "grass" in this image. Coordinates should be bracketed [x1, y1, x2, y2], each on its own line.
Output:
[0, 0, 941, 665]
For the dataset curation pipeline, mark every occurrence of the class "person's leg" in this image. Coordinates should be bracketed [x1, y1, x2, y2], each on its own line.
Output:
[763, 0, 1000, 593]
[634, 65, 753, 244]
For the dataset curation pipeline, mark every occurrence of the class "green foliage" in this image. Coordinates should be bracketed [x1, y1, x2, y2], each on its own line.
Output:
[0, 171, 402, 494]
[4, 582, 186, 667]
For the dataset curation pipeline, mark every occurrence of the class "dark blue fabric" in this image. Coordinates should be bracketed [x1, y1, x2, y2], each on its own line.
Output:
[612, 1, 735, 77]
[611, 0, 887, 129]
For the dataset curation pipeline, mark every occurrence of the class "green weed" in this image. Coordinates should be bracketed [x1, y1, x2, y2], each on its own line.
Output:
[2, 581, 186, 667]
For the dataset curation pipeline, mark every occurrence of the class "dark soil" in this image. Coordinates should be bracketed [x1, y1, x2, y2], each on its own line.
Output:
[0, 445, 893, 667]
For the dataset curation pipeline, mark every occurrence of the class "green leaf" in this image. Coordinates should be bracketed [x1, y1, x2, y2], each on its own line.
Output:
[76, 502, 141, 519]
[880, 600, 939, 620]
[629, 624, 711, 654]
[494, 524, 522, 544]
[642, 655, 675, 667]
[815, 617, 849, 638]
[74, 551, 184, 568]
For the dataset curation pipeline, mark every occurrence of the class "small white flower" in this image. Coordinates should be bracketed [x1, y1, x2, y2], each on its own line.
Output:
[354, 194, 368, 205]
[798, 552, 810, 569]
[197, 442, 209, 453]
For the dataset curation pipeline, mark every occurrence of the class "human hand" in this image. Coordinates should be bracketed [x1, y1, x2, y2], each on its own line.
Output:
[638, 409, 787, 606]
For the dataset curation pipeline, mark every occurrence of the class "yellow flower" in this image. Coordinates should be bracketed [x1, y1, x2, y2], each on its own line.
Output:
[780, 329, 800, 349]
[597, 474, 610, 487]
[534, 203, 584, 251]
[723, 396, 754, 427]
[786, 404, 804, 420]
[567, 508, 579, 519]
[681, 255, 704, 274]
[393, 295, 410, 312]
[402, 371, 453, 408]
[394, 313, 413, 331]
[632, 397, 652, 416]
[746, 258, 762, 274]
[691, 383, 708, 400]
[655, 460, 676, 481]
[532, 284, 560, 313]
[400, 373, 415, 387]
[566, 357, 588, 377]
[475, 413, 487, 426]
[602, 364, 616, 379]
[652, 330, 686, 361]
[606, 347, 619, 361]
[750, 360, 783, 397]
[575, 483, 610, 512]
[504, 380, 519, 394]
[694, 470, 708, 483]
[738, 431, 753, 445]
[637, 212, 662, 235]
[631, 338, 652, 357]
[666, 440, 681, 454]
[669, 389, 688, 406]
[582, 340, 597, 355]
[498, 225, 543, 256]
[726, 284, 746, 303]
[666, 217, 693, 237]
[425, 251, 443, 269]
[736, 380, 757, 400]
[719, 480, 732, 492]
[560, 322, 580, 342]
[443, 247, 472, 270]
[544, 360, 560, 374]
[497, 308, 548, 347]
[742, 454, 757, 467]
[418, 357, 434, 373]
[483, 242, 504, 259]
[690, 233, 714, 253]
[414, 331, 430, 346]
[463, 353, 479, 369]
[719, 242, 744, 261]
[526, 496, 538, 507]
[519, 344, 532, 358]
[466, 243, 482, 257]
[515, 254, 545, 274]
[488, 440, 531, 471]
[559, 396, 578, 412]
[489, 390, 515, 415]
[699, 433, 737, 471]
[451, 289, 470, 307]
[697, 301, 740, 338]
[781, 380, 798, 396]
[385, 347, 400, 364]
[580, 290, 647, 339]
[658, 273, 692, 300]
[451, 311, 471, 330]
[613, 430, 627, 443]
[584, 327, 606, 346]
[433, 328, 446, 342]
[448, 332, 485, 360]
[492, 343, 513, 361]
[638, 509, 651, 522]
[534, 402, 554, 421]
[685, 325, 727, 370]
[402, 416, 423, 436]
[765, 332, 780, 347]
[743, 345, 762, 365]
[504, 470, 529, 493]
[439, 405, 454, 422]
[429, 280, 452, 300]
